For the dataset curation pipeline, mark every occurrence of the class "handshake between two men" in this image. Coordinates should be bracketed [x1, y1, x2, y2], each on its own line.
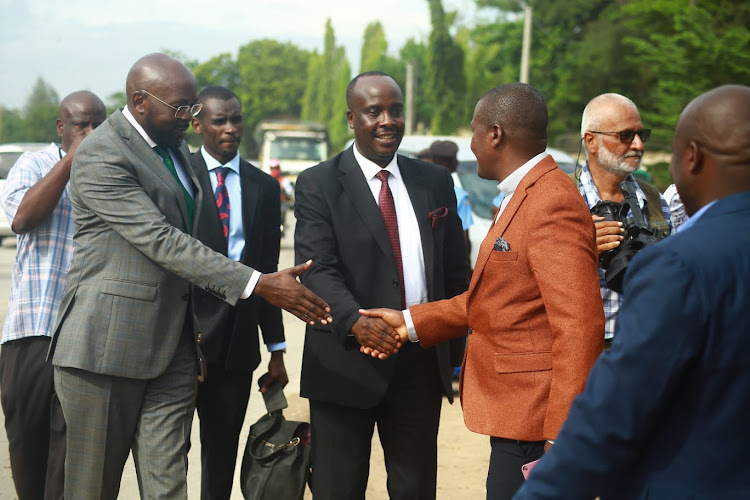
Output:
[353, 308, 408, 359]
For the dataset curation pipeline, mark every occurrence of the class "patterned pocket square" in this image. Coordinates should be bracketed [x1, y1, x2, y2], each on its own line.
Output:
[494, 237, 511, 252]
[428, 207, 448, 229]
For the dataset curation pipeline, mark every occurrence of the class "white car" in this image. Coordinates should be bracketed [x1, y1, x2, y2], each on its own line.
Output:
[0, 143, 50, 244]
[396, 135, 577, 265]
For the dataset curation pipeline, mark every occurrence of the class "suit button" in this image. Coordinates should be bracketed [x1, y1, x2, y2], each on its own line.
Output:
[467, 327, 473, 335]
[392, 280, 399, 288]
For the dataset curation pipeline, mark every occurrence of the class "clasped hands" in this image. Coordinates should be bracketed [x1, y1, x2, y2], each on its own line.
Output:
[352, 308, 409, 360]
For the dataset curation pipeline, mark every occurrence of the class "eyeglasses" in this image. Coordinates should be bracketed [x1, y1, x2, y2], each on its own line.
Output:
[138, 89, 203, 119]
[590, 129, 651, 144]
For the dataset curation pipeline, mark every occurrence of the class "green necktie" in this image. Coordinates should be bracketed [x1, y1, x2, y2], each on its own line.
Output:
[154, 146, 194, 231]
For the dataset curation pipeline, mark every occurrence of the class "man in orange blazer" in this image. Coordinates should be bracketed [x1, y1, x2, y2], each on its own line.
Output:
[361, 83, 604, 499]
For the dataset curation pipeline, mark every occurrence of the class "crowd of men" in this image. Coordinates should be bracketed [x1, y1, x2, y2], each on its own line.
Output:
[0, 51, 747, 500]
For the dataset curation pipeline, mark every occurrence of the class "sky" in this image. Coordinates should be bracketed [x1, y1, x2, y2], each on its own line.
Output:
[0, 0, 481, 110]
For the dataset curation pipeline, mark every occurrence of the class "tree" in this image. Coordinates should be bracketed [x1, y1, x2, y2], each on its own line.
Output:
[425, 0, 467, 134]
[22, 77, 60, 142]
[236, 39, 312, 156]
[192, 53, 239, 92]
[301, 19, 352, 152]
[399, 38, 432, 132]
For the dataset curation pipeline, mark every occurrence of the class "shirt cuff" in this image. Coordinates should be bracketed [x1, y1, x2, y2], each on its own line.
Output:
[267, 342, 287, 352]
[403, 309, 419, 342]
[241, 270, 262, 299]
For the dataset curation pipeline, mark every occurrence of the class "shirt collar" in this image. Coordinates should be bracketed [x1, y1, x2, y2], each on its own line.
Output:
[200, 146, 240, 175]
[498, 151, 548, 196]
[122, 106, 157, 148]
[677, 200, 715, 232]
[579, 161, 648, 209]
[352, 143, 402, 183]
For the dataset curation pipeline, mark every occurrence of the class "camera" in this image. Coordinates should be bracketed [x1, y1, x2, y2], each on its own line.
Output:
[590, 180, 660, 294]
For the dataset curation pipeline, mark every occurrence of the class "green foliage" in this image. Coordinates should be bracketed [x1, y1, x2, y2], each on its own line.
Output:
[15, 77, 60, 143]
[425, 0, 467, 134]
[192, 53, 239, 92]
[399, 38, 432, 131]
[301, 20, 352, 153]
[236, 39, 312, 157]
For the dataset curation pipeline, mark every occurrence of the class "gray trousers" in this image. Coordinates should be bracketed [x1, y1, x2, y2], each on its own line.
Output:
[54, 331, 197, 500]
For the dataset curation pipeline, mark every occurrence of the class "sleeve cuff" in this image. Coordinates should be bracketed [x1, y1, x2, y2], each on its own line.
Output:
[267, 342, 287, 353]
[403, 309, 419, 342]
[241, 270, 262, 299]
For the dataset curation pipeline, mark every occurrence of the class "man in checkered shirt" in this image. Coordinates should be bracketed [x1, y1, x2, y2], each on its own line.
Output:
[0, 91, 106, 500]
[575, 94, 672, 346]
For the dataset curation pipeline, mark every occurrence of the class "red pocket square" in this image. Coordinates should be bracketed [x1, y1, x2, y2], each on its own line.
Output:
[428, 207, 448, 229]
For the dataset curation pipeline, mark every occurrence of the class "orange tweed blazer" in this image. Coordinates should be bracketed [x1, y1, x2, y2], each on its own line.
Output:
[411, 156, 604, 441]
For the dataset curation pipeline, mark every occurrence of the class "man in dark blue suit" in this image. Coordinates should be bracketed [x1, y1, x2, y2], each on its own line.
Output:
[514, 84, 750, 499]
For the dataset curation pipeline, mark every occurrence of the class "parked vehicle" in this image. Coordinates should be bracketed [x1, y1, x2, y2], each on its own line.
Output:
[255, 120, 328, 181]
[0, 142, 50, 244]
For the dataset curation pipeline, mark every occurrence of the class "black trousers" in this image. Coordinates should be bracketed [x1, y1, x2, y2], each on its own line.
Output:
[195, 361, 253, 500]
[0, 336, 65, 500]
[487, 437, 545, 500]
[309, 343, 443, 500]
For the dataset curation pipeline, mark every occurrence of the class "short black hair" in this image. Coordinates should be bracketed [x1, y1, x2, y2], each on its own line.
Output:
[478, 83, 548, 143]
[346, 71, 393, 109]
[196, 86, 240, 106]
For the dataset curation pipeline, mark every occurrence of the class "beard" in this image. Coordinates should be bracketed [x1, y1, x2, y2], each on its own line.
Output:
[597, 140, 642, 176]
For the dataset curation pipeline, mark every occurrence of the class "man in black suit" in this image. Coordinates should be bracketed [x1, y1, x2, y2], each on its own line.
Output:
[191, 86, 287, 500]
[294, 71, 469, 499]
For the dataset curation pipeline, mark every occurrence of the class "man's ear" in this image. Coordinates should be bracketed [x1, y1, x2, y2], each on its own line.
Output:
[191, 118, 201, 134]
[346, 110, 354, 130]
[490, 124, 504, 147]
[686, 140, 703, 175]
[56, 118, 64, 139]
[132, 92, 147, 115]
[583, 132, 598, 155]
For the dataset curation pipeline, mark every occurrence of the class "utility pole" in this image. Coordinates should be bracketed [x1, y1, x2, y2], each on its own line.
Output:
[520, 3, 532, 83]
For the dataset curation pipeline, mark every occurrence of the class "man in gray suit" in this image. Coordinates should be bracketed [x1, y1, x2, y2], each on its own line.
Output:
[49, 53, 331, 499]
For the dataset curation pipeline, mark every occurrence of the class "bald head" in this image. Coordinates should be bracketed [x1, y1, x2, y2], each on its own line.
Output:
[56, 90, 106, 152]
[580, 93, 638, 138]
[126, 53, 198, 148]
[126, 53, 196, 102]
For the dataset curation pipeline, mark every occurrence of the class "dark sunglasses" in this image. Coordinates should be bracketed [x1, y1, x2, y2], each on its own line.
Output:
[590, 129, 651, 144]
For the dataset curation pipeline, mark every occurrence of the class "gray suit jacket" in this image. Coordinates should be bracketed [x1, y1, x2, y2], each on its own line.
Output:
[49, 109, 254, 379]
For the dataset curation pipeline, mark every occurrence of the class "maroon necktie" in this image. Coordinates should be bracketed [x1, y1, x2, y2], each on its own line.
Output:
[376, 170, 406, 308]
[214, 167, 231, 246]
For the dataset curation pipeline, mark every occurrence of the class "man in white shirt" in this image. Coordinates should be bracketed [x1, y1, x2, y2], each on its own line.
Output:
[294, 71, 469, 499]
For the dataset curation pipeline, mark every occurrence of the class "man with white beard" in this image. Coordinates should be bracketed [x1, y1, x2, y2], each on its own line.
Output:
[573, 93, 672, 347]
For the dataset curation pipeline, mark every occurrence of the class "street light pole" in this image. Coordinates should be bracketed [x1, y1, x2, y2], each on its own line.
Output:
[520, 3, 532, 83]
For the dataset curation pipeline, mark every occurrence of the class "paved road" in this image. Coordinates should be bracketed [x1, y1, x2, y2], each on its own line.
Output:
[0, 222, 488, 499]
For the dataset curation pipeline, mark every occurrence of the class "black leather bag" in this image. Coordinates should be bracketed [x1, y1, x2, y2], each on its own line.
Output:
[240, 410, 312, 500]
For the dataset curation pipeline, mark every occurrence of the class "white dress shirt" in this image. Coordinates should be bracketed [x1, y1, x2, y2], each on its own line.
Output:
[353, 144, 428, 308]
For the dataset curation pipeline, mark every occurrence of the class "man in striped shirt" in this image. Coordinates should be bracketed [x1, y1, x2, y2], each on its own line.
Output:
[0, 90, 106, 500]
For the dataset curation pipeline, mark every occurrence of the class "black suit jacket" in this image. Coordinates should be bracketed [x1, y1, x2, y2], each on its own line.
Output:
[191, 152, 284, 374]
[294, 147, 469, 409]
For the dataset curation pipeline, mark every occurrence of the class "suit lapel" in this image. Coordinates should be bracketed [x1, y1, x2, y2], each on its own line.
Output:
[239, 160, 261, 264]
[467, 156, 556, 297]
[400, 157, 435, 296]
[111, 110, 194, 231]
[337, 148, 395, 267]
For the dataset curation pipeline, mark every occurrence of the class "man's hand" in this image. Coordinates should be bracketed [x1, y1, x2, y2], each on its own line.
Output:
[260, 350, 289, 393]
[254, 260, 333, 326]
[350, 316, 402, 360]
[592, 215, 624, 255]
[357, 308, 408, 359]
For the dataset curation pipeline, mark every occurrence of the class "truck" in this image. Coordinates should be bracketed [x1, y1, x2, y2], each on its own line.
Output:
[255, 120, 328, 180]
